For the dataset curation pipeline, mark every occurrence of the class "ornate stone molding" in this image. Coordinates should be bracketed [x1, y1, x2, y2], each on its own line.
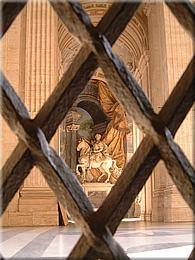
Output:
[66, 123, 80, 132]
[58, 2, 149, 79]
[66, 110, 81, 124]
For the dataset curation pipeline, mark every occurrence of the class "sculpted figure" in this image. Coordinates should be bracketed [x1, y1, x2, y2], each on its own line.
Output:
[76, 135, 120, 183]
[90, 134, 110, 163]
[76, 138, 91, 182]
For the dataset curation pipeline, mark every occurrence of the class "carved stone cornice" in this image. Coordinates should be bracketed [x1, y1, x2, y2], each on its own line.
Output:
[66, 110, 81, 124]
[66, 124, 80, 132]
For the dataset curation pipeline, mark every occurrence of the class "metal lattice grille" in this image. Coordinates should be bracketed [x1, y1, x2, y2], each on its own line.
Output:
[0, 1, 194, 259]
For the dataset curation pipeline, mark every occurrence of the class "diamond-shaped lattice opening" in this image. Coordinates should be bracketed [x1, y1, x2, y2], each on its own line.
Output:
[1, 1, 194, 259]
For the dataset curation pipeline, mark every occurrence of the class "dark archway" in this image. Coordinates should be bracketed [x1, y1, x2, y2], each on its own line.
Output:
[77, 100, 108, 125]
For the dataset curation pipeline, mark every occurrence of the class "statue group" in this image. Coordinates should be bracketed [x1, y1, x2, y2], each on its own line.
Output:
[76, 134, 122, 183]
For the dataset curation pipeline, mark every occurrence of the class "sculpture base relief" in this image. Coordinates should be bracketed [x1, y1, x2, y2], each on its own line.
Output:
[83, 183, 113, 208]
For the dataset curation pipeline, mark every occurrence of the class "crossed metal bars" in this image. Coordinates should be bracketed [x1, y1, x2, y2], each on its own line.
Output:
[0, 1, 194, 259]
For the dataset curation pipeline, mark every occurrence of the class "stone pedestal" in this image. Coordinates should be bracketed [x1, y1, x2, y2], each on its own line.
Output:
[82, 183, 135, 218]
[83, 183, 113, 209]
[164, 184, 193, 222]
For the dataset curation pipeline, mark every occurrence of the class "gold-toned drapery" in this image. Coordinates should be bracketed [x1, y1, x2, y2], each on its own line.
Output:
[98, 81, 129, 169]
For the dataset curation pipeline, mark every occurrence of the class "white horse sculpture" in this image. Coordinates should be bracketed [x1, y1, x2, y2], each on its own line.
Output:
[76, 138, 118, 183]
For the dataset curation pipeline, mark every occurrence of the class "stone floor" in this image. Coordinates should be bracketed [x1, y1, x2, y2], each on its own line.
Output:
[0, 220, 194, 259]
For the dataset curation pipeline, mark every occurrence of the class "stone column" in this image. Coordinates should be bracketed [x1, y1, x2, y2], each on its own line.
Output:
[17, 1, 59, 226]
[1, 6, 27, 226]
[148, 3, 169, 222]
[139, 51, 153, 221]
[126, 122, 133, 161]
[162, 5, 193, 222]
[134, 50, 152, 221]
[65, 124, 80, 171]
[148, 3, 193, 222]
[60, 110, 81, 172]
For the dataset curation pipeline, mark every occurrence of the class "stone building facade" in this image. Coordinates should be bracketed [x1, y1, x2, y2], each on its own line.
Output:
[1, 2, 194, 226]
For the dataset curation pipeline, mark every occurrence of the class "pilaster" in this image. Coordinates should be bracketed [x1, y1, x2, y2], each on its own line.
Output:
[11, 1, 59, 226]
[148, 3, 169, 222]
[148, 3, 193, 222]
[1, 6, 27, 226]
[162, 4, 193, 222]
[60, 110, 81, 171]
